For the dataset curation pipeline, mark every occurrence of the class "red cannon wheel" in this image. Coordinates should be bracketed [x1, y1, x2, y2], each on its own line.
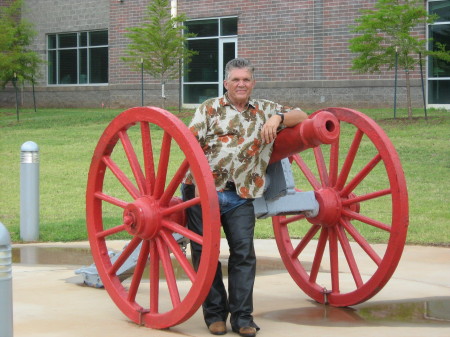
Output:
[273, 107, 408, 307]
[86, 107, 221, 328]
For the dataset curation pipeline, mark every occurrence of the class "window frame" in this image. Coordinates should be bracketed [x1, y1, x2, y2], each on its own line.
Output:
[427, 0, 450, 107]
[47, 30, 109, 86]
[183, 16, 238, 106]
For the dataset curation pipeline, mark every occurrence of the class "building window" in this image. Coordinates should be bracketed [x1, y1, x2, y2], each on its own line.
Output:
[428, 0, 450, 105]
[184, 17, 238, 104]
[47, 30, 108, 85]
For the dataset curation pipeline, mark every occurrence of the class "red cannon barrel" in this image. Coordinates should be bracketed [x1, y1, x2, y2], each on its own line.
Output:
[269, 110, 340, 164]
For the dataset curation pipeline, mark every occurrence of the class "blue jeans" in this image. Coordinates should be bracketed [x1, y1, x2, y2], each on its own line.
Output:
[181, 184, 259, 331]
[217, 190, 248, 215]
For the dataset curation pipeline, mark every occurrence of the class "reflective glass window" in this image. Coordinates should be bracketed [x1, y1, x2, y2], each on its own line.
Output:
[186, 19, 218, 37]
[59, 50, 77, 84]
[89, 47, 108, 83]
[428, 25, 450, 77]
[183, 84, 219, 104]
[47, 30, 108, 85]
[221, 17, 238, 36]
[185, 39, 219, 82]
[79, 49, 88, 84]
[48, 50, 56, 84]
[90, 30, 108, 46]
[59, 33, 77, 48]
[428, 80, 450, 104]
[80, 32, 87, 47]
[48, 35, 56, 49]
[429, 0, 450, 22]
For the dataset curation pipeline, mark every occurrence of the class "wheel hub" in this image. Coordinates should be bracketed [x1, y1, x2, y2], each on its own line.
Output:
[308, 188, 342, 227]
[123, 196, 161, 239]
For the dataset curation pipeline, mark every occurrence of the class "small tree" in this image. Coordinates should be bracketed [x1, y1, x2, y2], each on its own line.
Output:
[0, 0, 41, 88]
[122, 0, 197, 107]
[349, 0, 438, 118]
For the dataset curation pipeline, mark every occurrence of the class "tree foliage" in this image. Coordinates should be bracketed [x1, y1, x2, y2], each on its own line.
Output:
[349, 0, 434, 73]
[122, 0, 197, 89]
[348, 0, 450, 118]
[0, 0, 41, 88]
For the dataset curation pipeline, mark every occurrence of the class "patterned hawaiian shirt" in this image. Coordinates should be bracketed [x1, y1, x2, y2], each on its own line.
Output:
[184, 94, 300, 199]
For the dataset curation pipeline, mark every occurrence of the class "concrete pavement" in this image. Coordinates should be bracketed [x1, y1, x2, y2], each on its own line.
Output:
[11, 239, 450, 337]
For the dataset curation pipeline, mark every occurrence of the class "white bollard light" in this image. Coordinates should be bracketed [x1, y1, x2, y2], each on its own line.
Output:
[0, 222, 13, 337]
[20, 141, 40, 241]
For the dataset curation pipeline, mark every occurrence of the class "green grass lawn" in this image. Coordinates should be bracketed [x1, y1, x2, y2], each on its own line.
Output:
[1, 106, 449, 246]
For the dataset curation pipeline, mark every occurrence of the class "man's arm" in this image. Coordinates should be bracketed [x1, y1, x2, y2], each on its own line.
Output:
[261, 109, 308, 144]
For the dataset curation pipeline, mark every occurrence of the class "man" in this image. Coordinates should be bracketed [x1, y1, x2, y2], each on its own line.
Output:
[182, 58, 307, 337]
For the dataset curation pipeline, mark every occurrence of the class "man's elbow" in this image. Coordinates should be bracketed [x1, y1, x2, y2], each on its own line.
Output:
[285, 109, 308, 127]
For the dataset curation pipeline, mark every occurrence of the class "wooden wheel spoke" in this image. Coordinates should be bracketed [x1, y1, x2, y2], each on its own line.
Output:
[109, 237, 142, 276]
[103, 156, 140, 199]
[95, 192, 128, 208]
[149, 239, 159, 314]
[309, 228, 328, 283]
[279, 214, 305, 226]
[154, 132, 172, 199]
[292, 224, 320, 259]
[340, 153, 382, 197]
[336, 225, 363, 288]
[163, 220, 203, 246]
[335, 129, 363, 191]
[161, 197, 201, 217]
[160, 229, 196, 282]
[342, 188, 391, 206]
[328, 227, 340, 293]
[340, 218, 382, 265]
[96, 224, 126, 238]
[341, 209, 391, 232]
[292, 154, 321, 190]
[313, 146, 329, 187]
[128, 240, 150, 302]
[156, 236, 181, 307]
[141, 122, 156, 195]
[119, 130, 147, 195]
[159, 159, 190, 206]
[329, 139, 340, 187]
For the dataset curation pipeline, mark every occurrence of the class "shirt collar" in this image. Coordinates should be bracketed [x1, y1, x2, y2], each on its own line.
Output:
[222, 93, 257, 109]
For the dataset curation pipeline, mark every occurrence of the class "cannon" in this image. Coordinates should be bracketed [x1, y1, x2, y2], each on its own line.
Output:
[85, 106, 408, 329]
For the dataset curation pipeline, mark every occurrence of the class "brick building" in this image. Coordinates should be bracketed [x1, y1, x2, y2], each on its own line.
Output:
[1, 0, 449, 109]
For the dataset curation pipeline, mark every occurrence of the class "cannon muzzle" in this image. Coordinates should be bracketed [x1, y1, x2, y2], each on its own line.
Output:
[269, 110, 340, 164]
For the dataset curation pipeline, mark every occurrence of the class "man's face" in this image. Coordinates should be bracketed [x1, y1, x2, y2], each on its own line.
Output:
[223, 68, 256, 104]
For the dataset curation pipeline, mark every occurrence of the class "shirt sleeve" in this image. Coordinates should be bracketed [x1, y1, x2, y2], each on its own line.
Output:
[270, 102, 290, 131]
[281, 105, 302, 114]
[187, 104, 208, 147]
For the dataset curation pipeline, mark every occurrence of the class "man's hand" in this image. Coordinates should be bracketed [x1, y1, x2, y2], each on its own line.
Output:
[260, 114, 282, 144]
[261, 109, 308, 144]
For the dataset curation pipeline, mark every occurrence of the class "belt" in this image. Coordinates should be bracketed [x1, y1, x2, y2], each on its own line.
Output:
[224, 181, 236, 191]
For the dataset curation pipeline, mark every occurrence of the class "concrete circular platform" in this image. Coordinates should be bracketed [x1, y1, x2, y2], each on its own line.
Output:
[11, 239, 450, 337]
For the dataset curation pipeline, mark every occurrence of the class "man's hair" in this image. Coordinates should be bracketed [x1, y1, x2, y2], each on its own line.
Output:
[224, 58, 255, 80]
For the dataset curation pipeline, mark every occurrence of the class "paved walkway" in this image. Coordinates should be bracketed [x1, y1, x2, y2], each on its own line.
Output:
[11, 240, 450, 337]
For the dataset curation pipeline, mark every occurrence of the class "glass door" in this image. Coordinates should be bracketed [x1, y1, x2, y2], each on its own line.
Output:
[427, 0, 450, 108]
[219, 38, 237, 97]
[183, 17, 238, 106]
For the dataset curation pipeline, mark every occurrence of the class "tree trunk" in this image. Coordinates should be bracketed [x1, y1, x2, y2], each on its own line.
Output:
[161, 79, 166, 109]
[405, 69, 413, 120]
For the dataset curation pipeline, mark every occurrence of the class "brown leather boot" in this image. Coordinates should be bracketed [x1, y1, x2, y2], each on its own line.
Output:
[208, 321, 227, 335]
[237, 326, 257, 337]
